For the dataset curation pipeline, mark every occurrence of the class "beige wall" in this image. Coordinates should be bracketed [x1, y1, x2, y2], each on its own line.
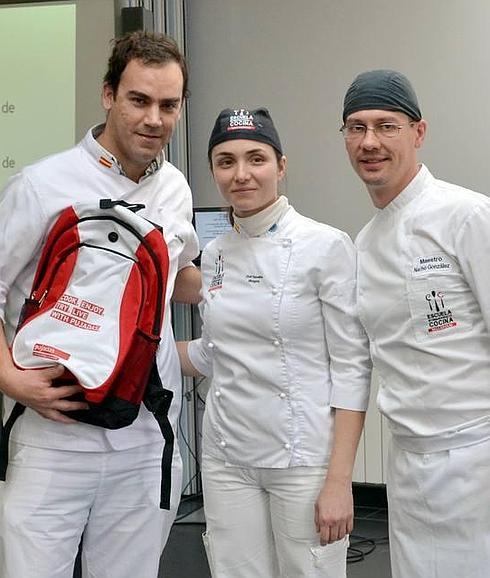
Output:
[185, 0, 490, 239]
[75, 0, 115, 139]
[185, 1, 490, 483]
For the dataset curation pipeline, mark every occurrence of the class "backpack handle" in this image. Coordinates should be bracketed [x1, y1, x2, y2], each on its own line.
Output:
[99, 199, 145, 213]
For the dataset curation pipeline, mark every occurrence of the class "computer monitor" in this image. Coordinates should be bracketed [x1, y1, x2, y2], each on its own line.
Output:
[193, 207, 233, 264]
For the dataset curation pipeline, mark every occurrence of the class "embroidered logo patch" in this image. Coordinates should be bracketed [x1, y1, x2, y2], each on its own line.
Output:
[227, 109, 256, 132]
[209, 251, 224, 292]
[424, 290, 457, 334]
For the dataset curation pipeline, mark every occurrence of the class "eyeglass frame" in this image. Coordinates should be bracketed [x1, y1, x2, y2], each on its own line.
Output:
[339, 121, 417, 140]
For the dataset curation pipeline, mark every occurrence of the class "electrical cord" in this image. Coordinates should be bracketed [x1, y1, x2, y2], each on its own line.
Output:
[184, 375, 207, 399]
[178, 411, 199, 465]
[178, 374, 207, 467]
[347, 533, 389, 564]
[347, 535, 376, 563]
[175, 375, 207, 516]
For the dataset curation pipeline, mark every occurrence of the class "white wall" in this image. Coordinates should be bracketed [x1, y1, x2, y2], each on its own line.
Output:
[185, 0, 490, 239]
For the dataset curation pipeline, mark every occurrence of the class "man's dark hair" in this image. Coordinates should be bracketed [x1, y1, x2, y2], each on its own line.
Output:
[104, 31, 189, 99]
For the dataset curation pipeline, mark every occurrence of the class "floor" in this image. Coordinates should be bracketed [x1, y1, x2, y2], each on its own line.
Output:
[159, 495, 391, 577]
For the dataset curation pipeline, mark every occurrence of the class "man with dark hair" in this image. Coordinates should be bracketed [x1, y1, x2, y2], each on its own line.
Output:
[0, 31, 200, 578]
[103, 30, 189, 98]
[341, 69, 490, 578]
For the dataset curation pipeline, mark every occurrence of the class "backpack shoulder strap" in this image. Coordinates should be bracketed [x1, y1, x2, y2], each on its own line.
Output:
[0, 402, 26, 480]
[144, 363, 174, 510]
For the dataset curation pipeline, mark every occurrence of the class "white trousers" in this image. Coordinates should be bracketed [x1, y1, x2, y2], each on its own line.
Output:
[387, 435, 490, 578]
[0, 441, 182, 578]
[201, 456, 348, 578]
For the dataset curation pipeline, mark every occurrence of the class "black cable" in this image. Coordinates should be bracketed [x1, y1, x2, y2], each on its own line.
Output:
[181, 471, 201, 496]
[347, 533, 389, 564]
[185, 375, 207, 397]
[178, 412, 199, 464]
[178, 376, 206, 467]
[176, 379, 203, 501]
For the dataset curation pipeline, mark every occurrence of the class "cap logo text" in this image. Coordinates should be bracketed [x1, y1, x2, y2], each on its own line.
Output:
[228, 109, 256, 131]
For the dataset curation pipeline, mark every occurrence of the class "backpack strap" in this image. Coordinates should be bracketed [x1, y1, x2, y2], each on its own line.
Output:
[99, 199, 145, 213]
[0, 379, 174, 506]
[0, 402, 26, 480]
[144, 363, 175, 510]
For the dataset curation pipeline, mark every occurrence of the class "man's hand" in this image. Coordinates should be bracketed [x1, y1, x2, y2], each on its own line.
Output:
[0, 364, 89, 424]
[315, 477, 354, 545]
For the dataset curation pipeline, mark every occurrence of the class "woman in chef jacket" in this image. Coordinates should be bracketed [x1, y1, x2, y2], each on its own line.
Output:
[178, 107, 371, 578]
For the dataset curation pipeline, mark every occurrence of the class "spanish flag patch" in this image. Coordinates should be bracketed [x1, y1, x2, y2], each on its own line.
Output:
[99, 156, 112, 169]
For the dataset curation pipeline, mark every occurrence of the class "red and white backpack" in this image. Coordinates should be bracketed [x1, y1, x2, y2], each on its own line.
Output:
[1, 199, 174, 508]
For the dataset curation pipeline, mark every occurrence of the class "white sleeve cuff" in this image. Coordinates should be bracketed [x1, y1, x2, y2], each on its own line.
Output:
[188, 338, 213, 378]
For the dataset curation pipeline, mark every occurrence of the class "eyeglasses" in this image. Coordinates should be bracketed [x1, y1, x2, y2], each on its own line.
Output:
[340, 122, 416, 140]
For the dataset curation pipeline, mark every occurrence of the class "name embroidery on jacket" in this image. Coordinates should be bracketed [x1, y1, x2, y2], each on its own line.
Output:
[412, 253, 453, 277]
[246, 274, 263, 285]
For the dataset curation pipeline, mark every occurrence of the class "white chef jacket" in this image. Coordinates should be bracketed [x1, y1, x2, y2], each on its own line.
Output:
[356, 164, 490, 445]
[0, 125, 199, 451]
[189, 206, 371, 468]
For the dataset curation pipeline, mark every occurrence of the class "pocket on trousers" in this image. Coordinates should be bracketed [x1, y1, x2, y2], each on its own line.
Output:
[309, 535, 348, 576]
[202, 531, 216, 577]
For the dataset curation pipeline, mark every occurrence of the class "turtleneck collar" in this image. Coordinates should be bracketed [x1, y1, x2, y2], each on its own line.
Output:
[232, 196, 290, 237]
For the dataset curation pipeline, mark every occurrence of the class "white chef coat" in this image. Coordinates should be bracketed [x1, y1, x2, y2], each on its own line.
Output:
[356, 164, 490, 446]
[189, 206, 371, 468]
[0, 125, 199, 451]
[356, 165, 490, 578]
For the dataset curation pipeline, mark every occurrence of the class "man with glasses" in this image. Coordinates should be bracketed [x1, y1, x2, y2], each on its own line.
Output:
[341, 69, 490, 578]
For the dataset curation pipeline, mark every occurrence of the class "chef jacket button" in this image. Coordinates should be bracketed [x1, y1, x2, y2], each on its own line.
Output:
[271, 286, 278, 295]
[279, 392, 286, 399]
[284, 443, 291, 450]
[273, 339, 280, 346]
[282, 241, 289, 248]
[215, 390, 221, 398]
[220, 441, 226, 448]
[207, 342, 214, 349]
